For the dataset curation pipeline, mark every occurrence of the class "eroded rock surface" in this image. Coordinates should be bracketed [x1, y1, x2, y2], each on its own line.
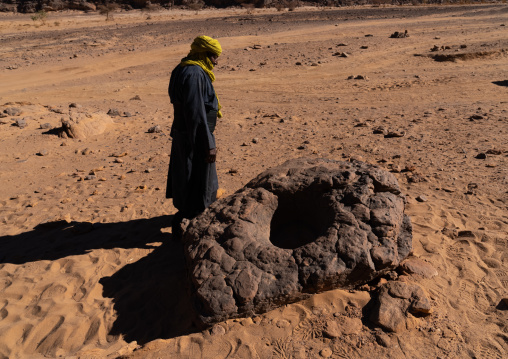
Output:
[370, 280, 432, 332]
[182, 158, 413, 326]
[60, 110, 113, 139]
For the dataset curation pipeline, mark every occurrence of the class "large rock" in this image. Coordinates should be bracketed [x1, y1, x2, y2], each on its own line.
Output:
[60, 110, 113, 139]
[182, 158, 413, 326]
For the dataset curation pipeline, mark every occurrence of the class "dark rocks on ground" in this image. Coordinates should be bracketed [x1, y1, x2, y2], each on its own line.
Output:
[36, 149, 49, 156]
[475, 153, 487, 159]
[40, 123, 52, 129]
[415, 195, 427, 202]
[390, 30, 409, 38]
[181, 157, 413, 326]
[370, 280, 431, 332]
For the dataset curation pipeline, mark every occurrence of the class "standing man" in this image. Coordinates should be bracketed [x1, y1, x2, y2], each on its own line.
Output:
[166, 35, 223, 238]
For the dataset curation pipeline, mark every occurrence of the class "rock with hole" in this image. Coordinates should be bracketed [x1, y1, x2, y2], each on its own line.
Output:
[182, 157, 413, 326]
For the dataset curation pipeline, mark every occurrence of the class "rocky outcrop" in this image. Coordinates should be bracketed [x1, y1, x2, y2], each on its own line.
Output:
[181, 158, 413, 326]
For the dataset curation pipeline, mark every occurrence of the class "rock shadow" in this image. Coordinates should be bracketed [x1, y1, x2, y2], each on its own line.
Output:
[493, 80, 508, 87]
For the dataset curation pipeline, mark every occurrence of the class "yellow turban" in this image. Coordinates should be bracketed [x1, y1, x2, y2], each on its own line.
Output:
[189, 35, 222, 57]
[180, 35, 223, 118]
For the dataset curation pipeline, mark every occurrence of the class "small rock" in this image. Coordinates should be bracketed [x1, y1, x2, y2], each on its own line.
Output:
[114, 158, 124, 163]
[82, 148, 91, 155]
[365, 34, 373, 37]
[124, 112, 132, 117]
[36, 149, 49, 156]
[276, 319, 290, 328]
[360, 45, 369, 49]
[130, 95, 142, 101]
[148, 125, 162, 133]
[323, 320, 341, 338]
[107, 108, 121, 117]
[40, 123, 52, 129]
[337, 43, 347, 46]
[69, 103, 82, 108]
[375, 332, 392, 347]
[400, 258, 438, 278]
[470, 114, 483, 120]
[14, 118, 27, 128]
[320, 348, 332, 358]
[228, 168, 239, 175]
[50, 107, 65, 114]
[252, 138, 259, 144]
[135, 185, 147, 192]
[385, 131, 405, 138]
[354, 75, 367, 80]
[460, 44, 467, 49]
[475, 153, 487, 159]
[210, 324, 226, 336]
[4, 107, 22, 116]
[145, 168, 155, 173]
[340, 52, 349, 58]
[415, 195, 427, 202]
[295, 62, 302, 66]
[85, 175, 96, 180]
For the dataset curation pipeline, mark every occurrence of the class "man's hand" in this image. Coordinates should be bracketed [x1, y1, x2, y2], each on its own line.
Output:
[206, 148, 217, 163]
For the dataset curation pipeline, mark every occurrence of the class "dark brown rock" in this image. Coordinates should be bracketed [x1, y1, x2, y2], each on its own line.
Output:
[182, 158, 412, 326]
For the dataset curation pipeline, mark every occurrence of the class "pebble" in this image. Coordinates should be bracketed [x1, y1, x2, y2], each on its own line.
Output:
[130, 95, 142, 101]
[145, 168, 154, 173]
[148, 125, 162, 133]
[36, 149, 49, 156]
[15, 118, 27, 128]
[114, 158, 124, 163]
[82, 148, 91, 155]
[375, 332, 392, 347]
[475, 153, 487, 159]
[295, 62, 302, 65]
[107, 108, 121, 117]
[252, 138, 259, 144]
[320, 348, 332, 358]
[4, 107, 22, 116]
[40, 123, 52, 129]
[416, 195, 427, 202]
[210, 324, 226, 336]
[85, 175, 96, 180]
[69, 103, 82, 108]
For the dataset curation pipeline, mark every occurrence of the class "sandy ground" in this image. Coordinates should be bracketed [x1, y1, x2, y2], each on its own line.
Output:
[0, 4, 507, 358]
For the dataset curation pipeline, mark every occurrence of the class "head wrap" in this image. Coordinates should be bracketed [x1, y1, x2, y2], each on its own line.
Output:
[180, 36, 223, 118]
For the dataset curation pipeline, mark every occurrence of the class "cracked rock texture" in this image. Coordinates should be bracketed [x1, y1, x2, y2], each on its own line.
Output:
[182, 157, 413, 326]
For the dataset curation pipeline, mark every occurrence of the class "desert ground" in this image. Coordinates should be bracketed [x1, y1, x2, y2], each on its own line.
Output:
[0, 3, 507, 358]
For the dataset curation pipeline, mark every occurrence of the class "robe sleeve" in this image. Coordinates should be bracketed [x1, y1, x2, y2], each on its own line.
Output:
[181, 71, 215, 152]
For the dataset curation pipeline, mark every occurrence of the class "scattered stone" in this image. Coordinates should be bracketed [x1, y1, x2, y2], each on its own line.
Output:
[228, 168, 239, 175]
[390, 30, 409, 38]
[130, 95, 142, 101]
[124, 112, 132, 117]
[323, 320, 341, 338]
[400, 258, 438, 278]
[69, 103, 82, 108]
[466, 182, 478, 195]
[4, 107, 22, 116]
[82, 148, 91, 155]
[107, 108, 121, 117]
[354, 75, 367, 80]
[60, 111, 113, 139]
[384, 130, 405, 138]
[415, 195, 427, 202]
[50, 107, 65, 114]
[365, 34, 373, 37]
[181, 158, 412, 326]
[373, 126, 387, 135]
[375, 332, 392, 347]
[460, 44, 467, 49]
[295, 62, 302, 66]
[114, 158, 124, 163]
[360, 45, 369, 49]
[320, 348, 332, 358]
[210, 324, 226, 336]
[112, 152, 128, 158]
[486, 149, 502, 155]
[145, 168, 155, 173]
[135, 185, 147, 192]
[36, 149, 49, 156]
[14, 118, 27, 128]
[430, 45, 439, 52]
[148, 125, 162, 133]
[252, 138, 259, 144]
[370, 281, 431, 332]
[85, 175, 96, 180]
[40, 123, 52, 129]
[337, 43, 347, 46]
[475, 153, 487, 159]
[470, 114, 484, 120]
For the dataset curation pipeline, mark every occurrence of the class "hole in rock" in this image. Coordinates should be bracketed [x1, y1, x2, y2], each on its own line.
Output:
[269, 193, 334, 250]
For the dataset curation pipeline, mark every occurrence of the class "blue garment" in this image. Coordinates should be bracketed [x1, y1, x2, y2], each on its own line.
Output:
[166, 65, 219, 216]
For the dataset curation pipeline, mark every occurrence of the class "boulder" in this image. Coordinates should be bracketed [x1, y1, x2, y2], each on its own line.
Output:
[370, 280, 431, 332]
[182, 158, 413, 326]
[60, 110, 113, 139]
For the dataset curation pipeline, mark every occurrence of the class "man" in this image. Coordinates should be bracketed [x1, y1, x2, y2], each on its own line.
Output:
[166, 35, 222, 238]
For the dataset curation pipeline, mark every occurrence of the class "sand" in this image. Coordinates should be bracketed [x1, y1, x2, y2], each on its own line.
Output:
[0, 4, 507, 358]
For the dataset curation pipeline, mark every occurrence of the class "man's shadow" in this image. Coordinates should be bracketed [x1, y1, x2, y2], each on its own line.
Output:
[0, 215, 201, 344]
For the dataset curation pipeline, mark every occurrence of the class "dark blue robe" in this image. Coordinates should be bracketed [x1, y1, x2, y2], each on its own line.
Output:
[166, 64, 219, 217]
